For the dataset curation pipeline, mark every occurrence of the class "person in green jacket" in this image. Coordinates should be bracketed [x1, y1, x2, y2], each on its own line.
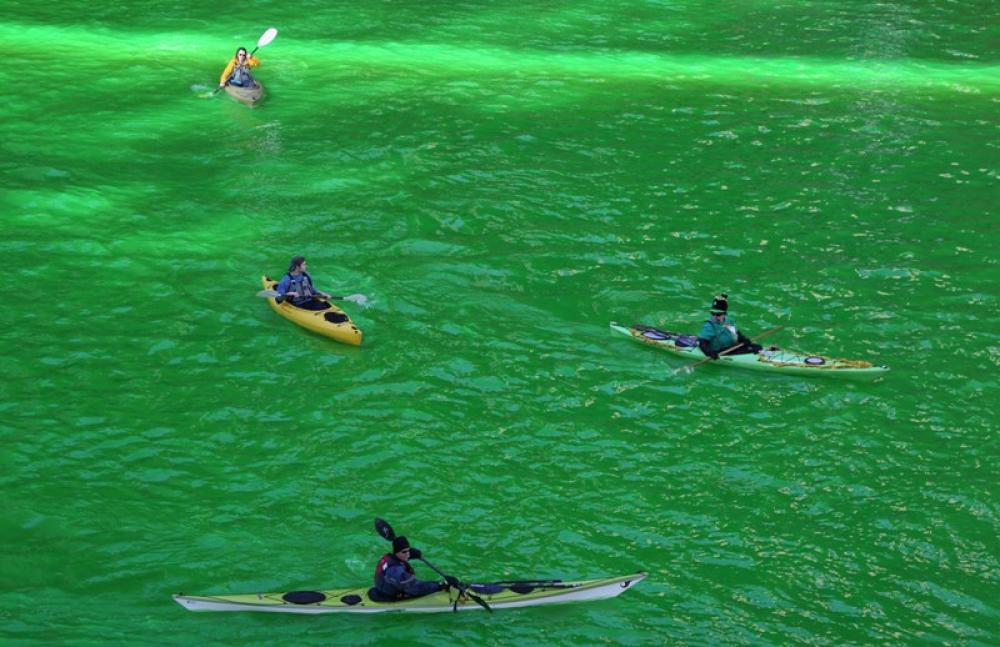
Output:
[697, 294, 762, 359]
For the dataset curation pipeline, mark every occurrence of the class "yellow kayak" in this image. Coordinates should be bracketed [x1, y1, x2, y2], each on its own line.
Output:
[261, 276, 362, 346]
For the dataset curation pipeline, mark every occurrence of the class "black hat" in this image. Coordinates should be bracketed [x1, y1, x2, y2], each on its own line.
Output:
[392, 536, 411, 554]
[710, 293, 729, 314]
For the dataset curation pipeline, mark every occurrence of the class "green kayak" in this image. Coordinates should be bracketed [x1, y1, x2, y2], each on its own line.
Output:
[173, 572, 645, 614]
[610, 322, 888, 379]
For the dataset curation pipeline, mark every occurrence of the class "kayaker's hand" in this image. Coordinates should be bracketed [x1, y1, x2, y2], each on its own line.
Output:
[708, 350, 720, 360]
[287, 291, 299, 297]
[444, 575, 461, 589]
[407, 547, 422, 559]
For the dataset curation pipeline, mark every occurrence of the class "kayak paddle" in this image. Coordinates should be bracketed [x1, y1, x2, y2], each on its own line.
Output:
[249, 27, 278, 56]
[214, 27, 278, 95]
[674, 325, 784, 375]
[374, 517, 492, 613]
[255, 289, 369, 307]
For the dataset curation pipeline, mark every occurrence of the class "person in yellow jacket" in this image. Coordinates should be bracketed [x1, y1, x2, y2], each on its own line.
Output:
[218, 47, 260, 89]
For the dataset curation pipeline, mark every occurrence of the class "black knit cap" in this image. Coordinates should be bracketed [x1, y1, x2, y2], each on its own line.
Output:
[392, 536, 411, 554]
[710, 293, 729, 314]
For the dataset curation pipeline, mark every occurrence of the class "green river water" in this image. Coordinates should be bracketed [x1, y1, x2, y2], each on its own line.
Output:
[2, 1, 998, 644]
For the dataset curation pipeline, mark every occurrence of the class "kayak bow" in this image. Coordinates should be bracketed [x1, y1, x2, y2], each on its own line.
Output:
[225, 81, 265, 107]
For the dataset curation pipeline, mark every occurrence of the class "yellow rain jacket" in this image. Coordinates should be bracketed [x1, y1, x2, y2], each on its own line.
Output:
[219, 55, 260, 86]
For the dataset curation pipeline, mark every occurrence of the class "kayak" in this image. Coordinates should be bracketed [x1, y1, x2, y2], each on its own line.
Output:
[610, 322, 888, 379]
[173, 572, 645, 614]
[225, 81, 264, 107]
[262, 276, 362, 346]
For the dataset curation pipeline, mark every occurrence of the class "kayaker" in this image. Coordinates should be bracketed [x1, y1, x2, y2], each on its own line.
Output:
[698, 294, 762, 359]
[218, 46, 260, 89]
[275, 256, 331, 310]
[372, 536, 454, 600]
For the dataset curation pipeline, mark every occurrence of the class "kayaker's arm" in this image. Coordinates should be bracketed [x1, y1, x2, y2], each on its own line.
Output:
[385, 564, 446, 596]
[697, 321, 720, 359]
[698, 338, 719, 359]
[736, 331, 763, 353]
[219, 58, 236, 86]
[274, 274, 300, 300]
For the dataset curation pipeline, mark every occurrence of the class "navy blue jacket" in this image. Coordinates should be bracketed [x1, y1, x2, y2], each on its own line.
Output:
[374, 554, 442, 598]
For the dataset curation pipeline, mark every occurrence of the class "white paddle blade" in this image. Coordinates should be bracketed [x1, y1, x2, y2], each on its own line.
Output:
[258, 28, 278, 48]
[256, 289, 280, 298]
[343, 294, 369, 308]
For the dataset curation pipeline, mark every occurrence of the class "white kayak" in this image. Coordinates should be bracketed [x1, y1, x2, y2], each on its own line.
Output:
[611, 321, 888, 379]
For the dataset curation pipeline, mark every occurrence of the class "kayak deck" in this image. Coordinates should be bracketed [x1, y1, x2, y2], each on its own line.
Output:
[262, 276, 362, 346]
[174, 572, 645, 614]
[225, 81, 265, 107]
[610, 322, 888, 379]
